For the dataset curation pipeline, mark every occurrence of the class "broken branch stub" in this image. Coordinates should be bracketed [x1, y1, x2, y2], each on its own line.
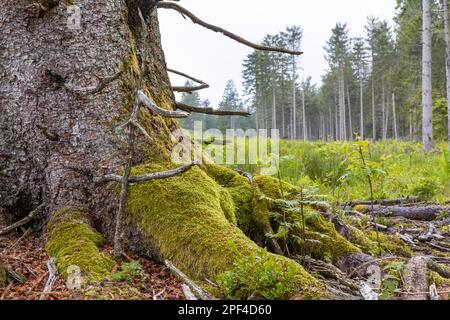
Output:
[138, 90, 190, 118]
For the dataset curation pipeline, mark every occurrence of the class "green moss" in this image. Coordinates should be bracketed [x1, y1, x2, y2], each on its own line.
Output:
[430, 271, 450, 286]
[46, 208, 114, 282]
[303, 215, 360, 262]
[254, 175, 299, 200]
[353, 205, 369, 213]
[350, 226, 412, 257]
[126, 163, 325, 298]
[202, 164, 255, 233]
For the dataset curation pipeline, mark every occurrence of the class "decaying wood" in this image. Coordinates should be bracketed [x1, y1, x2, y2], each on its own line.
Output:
[0, 204, 45, 236]
[348, 197, 422, 207]
[365, 205, 446, 221]
[157, 2, 303, 55]
[182, 284, 198, 300]
[301, 256, 361, 295]
[402, 256, 430, 300]
[233, 169, 254, 184]
[429, 283, 440, 300]
[176, 102, 251, 117]
[418, 223, 445, 242]
[168, 68, 210, 93]
[40, 258, 57, 300]
[165, 260, 214, 300]
[428, 260, 450, 279]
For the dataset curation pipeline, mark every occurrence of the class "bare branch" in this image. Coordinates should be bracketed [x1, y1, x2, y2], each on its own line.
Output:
[0, 204, 45, 236]
[138, 90, 190, 118]
[176, 102, 251, 117]
[40, 258, 57, 300]
[168, 68, 210, 93]
[94, 161, 200, 184]
[157, 2, 303, 55]
[165, 260, 214, 300]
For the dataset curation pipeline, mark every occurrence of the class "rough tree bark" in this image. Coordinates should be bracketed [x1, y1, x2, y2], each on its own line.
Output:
[0, 0, 178, 238]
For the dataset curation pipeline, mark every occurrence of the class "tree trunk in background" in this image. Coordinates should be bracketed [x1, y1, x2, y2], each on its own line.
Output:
[422, 0, 433, 151]
[339, 70, 346, 140]
[272, 86, 277, 131]
[347, 86, 353, 140]
[302, 85, 307, 141]
[360, 78, 364, 139]
[372, 78, 376, 140]
[382, 79, 386, 140]
[392, 92, 398, 139]
[0, 0, 176, 229]
[292, 62, 297, 139]
[443, 0, 450, 143]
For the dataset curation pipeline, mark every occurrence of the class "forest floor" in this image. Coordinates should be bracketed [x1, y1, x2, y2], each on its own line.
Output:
[0, 224, 185, 300]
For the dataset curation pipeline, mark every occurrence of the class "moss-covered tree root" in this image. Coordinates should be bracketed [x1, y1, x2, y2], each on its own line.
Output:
[45, 208, 114, 283]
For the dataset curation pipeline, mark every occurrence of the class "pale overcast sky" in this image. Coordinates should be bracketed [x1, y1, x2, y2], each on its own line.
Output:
[159, 0, 397, 106]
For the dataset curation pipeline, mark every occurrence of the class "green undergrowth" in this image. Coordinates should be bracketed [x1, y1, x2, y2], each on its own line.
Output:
[46, 208, 114, 282]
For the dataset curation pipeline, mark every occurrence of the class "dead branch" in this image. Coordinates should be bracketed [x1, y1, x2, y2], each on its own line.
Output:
[301, 256, 361, 295]
[165, 260, 214, 300]
[176, 102, 251, 117]
[168, 68, 210, 93]
[40, 258, 57, 300]
[93, 160, 200, 184]
[138, 90, 189, 118]
[157, 2, 303, 55]
[0, 204, 45, 236]
[182, 284, 198, 300]
[417, 224, 445, 242]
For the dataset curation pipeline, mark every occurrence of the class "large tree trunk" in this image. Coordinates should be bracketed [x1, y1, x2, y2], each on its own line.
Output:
[0, 0, 177, 220]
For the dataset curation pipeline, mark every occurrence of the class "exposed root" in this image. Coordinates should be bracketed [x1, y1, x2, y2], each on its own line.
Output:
[0, 204, 45, 236]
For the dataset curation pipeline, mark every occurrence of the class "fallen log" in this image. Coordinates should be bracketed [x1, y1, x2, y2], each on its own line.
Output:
[428, 260, 450, 279]
[402, 256, 429, 300]
[363, 205, 448, 221]
[348, 197, 422, 207]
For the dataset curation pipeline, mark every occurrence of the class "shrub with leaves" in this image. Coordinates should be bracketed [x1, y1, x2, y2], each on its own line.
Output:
[408, 177, 439, 200]
[380, 261, 404, 300]
[112, 260, 147, 283]
[216, 248, 300, 300]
